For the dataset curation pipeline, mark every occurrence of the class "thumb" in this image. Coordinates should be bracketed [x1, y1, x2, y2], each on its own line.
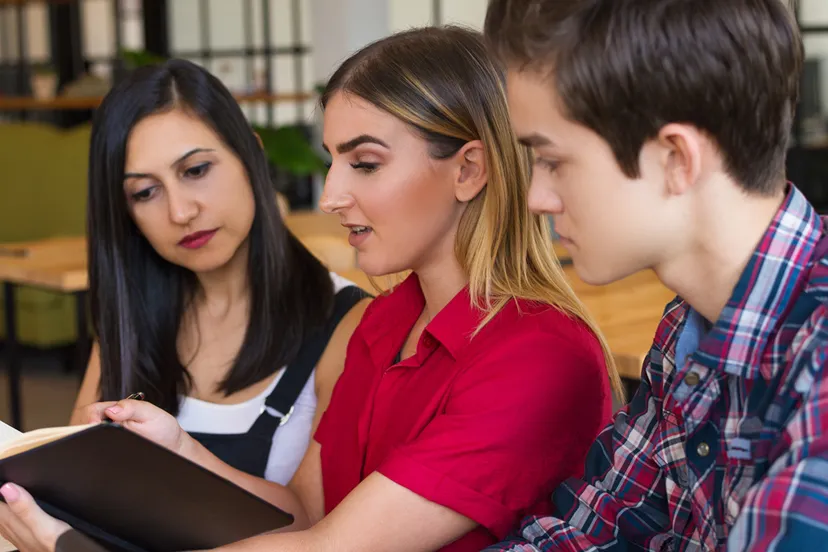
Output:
[1, 484, 69, 546]
[83, 401, 118, 423]
[104, 399, 162, 424]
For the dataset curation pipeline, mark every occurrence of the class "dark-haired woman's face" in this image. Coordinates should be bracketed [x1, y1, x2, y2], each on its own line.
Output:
[123, 109, 255, 275]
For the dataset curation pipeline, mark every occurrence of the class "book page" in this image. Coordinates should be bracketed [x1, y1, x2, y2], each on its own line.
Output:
[0, 422, 21, 550]
[0, 424, 97, 461]
[0, 422, 21, 447]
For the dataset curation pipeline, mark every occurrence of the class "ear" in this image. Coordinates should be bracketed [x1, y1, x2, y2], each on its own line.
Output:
[656, 123, 703, 197]
[453, 140, 487, 203]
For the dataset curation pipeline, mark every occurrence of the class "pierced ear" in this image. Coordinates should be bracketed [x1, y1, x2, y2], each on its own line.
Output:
[658, 124, 702, 197]
[454, 140, 487, 203]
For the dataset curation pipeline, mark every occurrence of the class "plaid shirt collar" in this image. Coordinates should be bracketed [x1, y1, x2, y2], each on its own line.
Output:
[665, 185, 824, 382]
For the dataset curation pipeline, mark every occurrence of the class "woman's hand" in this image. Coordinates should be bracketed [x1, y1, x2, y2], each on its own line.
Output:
[81, 400, 189, 456]
[0, 483, 70, 552]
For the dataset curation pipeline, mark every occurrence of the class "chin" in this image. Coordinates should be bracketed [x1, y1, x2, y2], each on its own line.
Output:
[356, 252, 409, 279]
[573, 258, 645, 286]
[177, 252, 237, 275]
[572, 261, 619, 287]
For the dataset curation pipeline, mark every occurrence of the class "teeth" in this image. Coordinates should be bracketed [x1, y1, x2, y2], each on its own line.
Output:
[352, 226, 371, 234]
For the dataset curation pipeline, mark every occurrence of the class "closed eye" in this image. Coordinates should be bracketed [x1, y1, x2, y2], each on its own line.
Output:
[534, 157, 560, 173]
[350, 162, 378, 173]
[131, 186, 158, 202]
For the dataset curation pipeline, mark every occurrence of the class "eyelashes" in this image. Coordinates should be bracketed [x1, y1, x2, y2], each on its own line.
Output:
[350, 162, 379, 173]
[129, 162, 212, 203]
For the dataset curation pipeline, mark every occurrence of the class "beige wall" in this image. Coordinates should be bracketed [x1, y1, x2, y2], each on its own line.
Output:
[802, 0, 828, 113]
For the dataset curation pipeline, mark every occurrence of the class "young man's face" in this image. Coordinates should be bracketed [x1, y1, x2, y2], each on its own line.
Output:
[506, 69, 678, 285]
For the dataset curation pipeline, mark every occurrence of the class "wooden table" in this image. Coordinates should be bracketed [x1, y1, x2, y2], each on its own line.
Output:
[564, 267, 675, 381]
[0, 236, 89, 429]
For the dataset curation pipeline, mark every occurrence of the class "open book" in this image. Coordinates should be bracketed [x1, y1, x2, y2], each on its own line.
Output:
[0, 422, 100, 551]
[0, 420, 293, 551]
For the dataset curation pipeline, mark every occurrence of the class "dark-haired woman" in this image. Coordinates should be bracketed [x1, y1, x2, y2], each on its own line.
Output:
[66, 58, 371, 485]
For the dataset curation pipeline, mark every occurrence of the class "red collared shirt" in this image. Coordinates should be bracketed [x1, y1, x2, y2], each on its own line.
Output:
[315, 274, 612, 551]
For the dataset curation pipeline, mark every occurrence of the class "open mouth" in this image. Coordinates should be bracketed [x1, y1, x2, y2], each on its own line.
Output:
[347, 225, 373, 246]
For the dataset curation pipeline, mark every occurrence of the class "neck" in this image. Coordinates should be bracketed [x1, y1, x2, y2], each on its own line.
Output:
[413, 236, 468, 321]
[655, 180, 786, 324]
[193, 240, 250, 319]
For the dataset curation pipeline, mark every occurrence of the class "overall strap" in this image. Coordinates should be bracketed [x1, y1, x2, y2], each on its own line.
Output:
[258, 285, 370, 427]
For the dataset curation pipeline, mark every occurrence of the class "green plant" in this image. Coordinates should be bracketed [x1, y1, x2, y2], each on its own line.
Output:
[120, 49, 166, 70]
[252, 124, 328, 177]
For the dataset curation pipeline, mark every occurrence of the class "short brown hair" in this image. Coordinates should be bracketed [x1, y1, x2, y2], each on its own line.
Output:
[485, 0, 804, 195]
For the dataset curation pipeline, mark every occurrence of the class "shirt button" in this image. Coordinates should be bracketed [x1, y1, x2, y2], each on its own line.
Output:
[423, 335, 435, 348]
[684, 372, 701, 386]
[697, 442, 711, 457]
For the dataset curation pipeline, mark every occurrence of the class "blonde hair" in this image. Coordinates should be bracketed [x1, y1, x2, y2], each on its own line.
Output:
[321, 26, 624, 401]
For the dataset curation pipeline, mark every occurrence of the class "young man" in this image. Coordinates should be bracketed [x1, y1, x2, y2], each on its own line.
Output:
[485, 0, 827, 550]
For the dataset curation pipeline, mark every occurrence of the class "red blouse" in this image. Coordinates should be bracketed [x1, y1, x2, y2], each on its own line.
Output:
[315, 275, 613, 551]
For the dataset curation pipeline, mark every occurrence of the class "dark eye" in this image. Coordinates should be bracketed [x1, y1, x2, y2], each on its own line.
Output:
[184, 162, 211, 179]
[350, 162, 378, 173]
[131, 186, 157, 202]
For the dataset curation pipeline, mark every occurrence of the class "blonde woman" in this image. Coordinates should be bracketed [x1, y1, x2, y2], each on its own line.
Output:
[0, 27, 622, 552]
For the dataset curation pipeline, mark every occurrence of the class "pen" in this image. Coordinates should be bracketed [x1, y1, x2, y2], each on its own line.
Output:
[125, 392, 145, 401]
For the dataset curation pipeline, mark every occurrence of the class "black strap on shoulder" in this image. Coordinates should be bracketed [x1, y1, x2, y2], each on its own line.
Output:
[262, 285, 370, 421]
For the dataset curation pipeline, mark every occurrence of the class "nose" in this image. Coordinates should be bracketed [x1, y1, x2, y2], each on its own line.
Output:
[167, 184, 200, 226]
[319, 165, 356, 215]
[527, 173, 564, 216]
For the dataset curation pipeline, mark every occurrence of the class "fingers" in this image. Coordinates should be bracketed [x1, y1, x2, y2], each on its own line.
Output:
[81, 401, 118, 423]
[0, 483, 70, 550]
[103, 399, 163, 424]
[0, 501, 28, 552]
[83, 399, 161, 425]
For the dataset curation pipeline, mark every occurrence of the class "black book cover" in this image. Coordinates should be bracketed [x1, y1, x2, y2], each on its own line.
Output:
[0, 423, 293, 552]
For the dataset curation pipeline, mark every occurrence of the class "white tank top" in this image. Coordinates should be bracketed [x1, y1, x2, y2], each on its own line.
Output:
[176, 272, 356, 484]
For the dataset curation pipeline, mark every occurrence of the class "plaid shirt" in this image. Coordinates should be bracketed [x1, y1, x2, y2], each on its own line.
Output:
[488, 185, 828, 551]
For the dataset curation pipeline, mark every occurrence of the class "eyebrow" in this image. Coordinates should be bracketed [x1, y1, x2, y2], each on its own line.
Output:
[124, 148, 215, 179]
[517, 133, 554, 148]
[322, 135, 390, 155]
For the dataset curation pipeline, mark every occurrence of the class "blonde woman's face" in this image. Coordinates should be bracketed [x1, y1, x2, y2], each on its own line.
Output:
[320, 92, 465, 277]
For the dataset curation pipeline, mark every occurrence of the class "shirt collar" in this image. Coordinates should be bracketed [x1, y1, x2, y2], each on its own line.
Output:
[424, 284, 486, 360]
[358, 273, 484, 366]
[693, 184, 824, 380]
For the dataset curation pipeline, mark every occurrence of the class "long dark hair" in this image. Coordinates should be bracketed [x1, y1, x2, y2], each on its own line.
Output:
[88, 59, 334, 415]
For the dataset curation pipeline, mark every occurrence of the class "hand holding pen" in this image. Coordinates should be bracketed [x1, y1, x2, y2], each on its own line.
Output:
[78, 392, 189, 456]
